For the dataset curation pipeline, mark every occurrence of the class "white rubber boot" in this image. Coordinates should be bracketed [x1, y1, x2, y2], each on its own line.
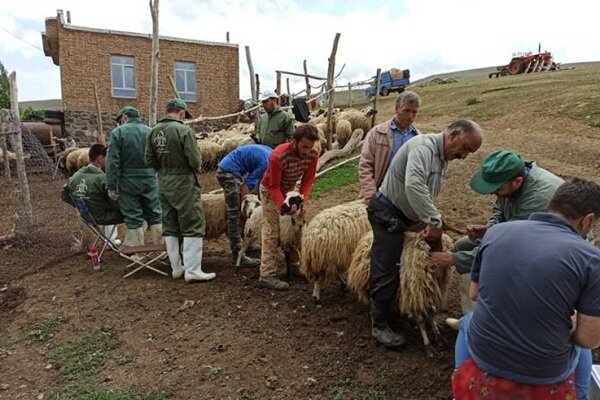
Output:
[123, 227, 145, 247]
[164, 236, 184, 279]
[183, 237, 216, 282]
[104, 225, 121, 246]
[459, 272, 475, 314]
[149, 224, 164, 245]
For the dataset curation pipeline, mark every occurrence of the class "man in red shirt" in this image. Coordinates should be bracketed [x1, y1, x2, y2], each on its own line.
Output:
[259, 124, 320, 290]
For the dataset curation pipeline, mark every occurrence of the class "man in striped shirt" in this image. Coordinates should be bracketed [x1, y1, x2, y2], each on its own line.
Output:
[259, 124, 320, 290]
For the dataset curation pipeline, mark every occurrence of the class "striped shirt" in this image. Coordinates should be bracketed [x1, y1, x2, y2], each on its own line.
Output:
[261, 141, 319, 208]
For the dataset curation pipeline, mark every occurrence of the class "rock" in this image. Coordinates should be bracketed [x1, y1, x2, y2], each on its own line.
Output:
[265, 375, 279, 389]
[0, 383, 9, 390]
[45, 364, 53, 370]
[37, 394, 44, 399]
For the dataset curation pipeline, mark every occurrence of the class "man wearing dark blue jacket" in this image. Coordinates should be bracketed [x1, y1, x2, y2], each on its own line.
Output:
[217, 144, 272, 267]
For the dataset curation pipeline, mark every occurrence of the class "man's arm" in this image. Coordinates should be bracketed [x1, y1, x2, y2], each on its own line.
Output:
[573, 258, 600, 348]
[183, 128, 202, 172]
[404, 145, 442, 228]
[105, 130, 120, 191]
[486, 199, 505, 227]
[60, 182, 73, 206]
[284, 113, 295, 141]
[265, 156, 285, 209]
[358, 129, 378, 204]
[469, 239, 485, 301]
[572, 313, 600, 349]
[298, 153, 318, 202]
[245, 163, 268, 192]
[144, 131, 159, 169]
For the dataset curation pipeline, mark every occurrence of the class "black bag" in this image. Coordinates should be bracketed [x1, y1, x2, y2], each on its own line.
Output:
[292, 96, 310, 123]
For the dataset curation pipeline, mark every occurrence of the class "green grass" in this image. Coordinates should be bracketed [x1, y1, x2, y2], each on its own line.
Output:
[26, 316, 64, 342]
[50, 329, 120, 381]
[114, 351, 137, 366]
[47, 384, 171, 400]
[331, 379, 389, 400]
[312, 158, 359, 198]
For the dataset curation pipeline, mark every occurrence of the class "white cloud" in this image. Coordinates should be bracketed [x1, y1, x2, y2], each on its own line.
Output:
[0, 0, 598, 101]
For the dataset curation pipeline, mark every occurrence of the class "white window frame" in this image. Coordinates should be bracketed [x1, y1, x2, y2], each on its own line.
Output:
[174, 61, 197, 102]
[111, 55, 137, 98]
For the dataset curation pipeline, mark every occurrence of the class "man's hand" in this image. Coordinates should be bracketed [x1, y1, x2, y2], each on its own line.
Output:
[467, 224, 487, 240]
[108, 190, 119, 201]
[424, 225, 443, 242]
[428, 251, 454, 268]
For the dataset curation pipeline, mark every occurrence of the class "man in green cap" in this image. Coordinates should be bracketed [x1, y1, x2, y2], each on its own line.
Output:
[106, 106, 163, 248]
[145, 98, 215, 282]
[429, 150, 564, 329]
[257, 90, 295, 148]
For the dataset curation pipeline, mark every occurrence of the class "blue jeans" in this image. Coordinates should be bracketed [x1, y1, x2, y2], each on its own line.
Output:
[455, 312, 592, 400]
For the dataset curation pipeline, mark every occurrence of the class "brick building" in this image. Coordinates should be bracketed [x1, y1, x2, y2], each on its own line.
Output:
[42, 10, 239, 142]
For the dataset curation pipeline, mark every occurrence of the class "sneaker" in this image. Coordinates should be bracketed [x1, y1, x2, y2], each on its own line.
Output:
[445, 317, 462, 331]
[237, 255, 260, 268]
[371, 325, 406, 347]
[258, 276, 289, 291]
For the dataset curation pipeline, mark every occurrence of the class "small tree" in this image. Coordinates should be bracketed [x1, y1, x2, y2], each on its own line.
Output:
[21, 106, 44, 121]
[0, 61, 10, 109]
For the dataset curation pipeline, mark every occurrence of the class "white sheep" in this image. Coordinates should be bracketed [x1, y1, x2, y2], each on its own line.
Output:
[299, 200, 371, 303]
[197, 140, 224, 171]
[347, 231, 454, 357]
[201, 192, 261, 240]
[337, 107, 376, 136]
[334, 119, 353, 147]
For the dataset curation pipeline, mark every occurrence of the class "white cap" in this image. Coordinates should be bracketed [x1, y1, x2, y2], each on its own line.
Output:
[259, 90, 278, 102]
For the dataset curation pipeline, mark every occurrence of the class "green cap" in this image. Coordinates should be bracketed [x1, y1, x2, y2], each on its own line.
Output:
[115, 106, 140, 122]
[166, 98, 192, 119]
[470, 150, 525, 194]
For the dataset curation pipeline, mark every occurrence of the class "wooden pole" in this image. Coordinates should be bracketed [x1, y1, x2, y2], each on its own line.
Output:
[286, 77, 291, 105]
[303, 60, 311, 99]
[325, 32, 341, 151]
[254, 74, 261, 133]
[2, 131, 9, 179]
[276, 71, 282, 96]
[93, 82, 105, 145]
[372, 68, 382, 128]
[149, 0, 160, 126]
[8, 72, 34, 234]
[245, 46, 257, 104]
[226, 31, 230, 43]
[168, 75, 180, 98]
[348, 82, 352, 108]
[275, 69, 328, 81]
[255, 73, 260, 97]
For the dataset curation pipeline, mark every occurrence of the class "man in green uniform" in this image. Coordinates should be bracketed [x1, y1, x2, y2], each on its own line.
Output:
[428, 150, 564, 328]
[257, 90, 295, 148]
[106, 106, 162, 247]
[145, 98, 215, 282]
[61, 144, 123, 241]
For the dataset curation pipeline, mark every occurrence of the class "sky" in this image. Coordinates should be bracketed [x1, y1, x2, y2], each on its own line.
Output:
[0, 0, 598, 101]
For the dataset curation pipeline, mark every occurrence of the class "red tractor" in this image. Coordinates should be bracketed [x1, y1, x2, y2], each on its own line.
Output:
[489, 49, 559, 78]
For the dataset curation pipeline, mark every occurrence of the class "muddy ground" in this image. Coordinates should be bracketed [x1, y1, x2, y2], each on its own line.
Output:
[2, 110, 600, 399]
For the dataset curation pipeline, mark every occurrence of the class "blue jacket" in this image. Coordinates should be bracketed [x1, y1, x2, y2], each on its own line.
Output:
[217, 144, 272, 190]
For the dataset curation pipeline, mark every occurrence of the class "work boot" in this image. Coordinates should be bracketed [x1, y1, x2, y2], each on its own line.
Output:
[371, 325, 406, 347]
[123, 227, 145, 261]
[445, 317, 462, 331]
[149, 223, 168, 260]
[182, 237, 216, 282]
[236, 254, 260, 268]
[104, 225, 121, 246]
[258, 276, 289, 291]
[164, 236, 184, 279]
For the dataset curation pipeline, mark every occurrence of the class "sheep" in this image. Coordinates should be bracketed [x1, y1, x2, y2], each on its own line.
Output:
[299, 200, 371, 303]
[221, 134, 255, 155]
[237, 192, 304, 273]
[346, 231, 454, 357]
[63, 147, 90, 175]
[337, 107, 376, 137]
[197, 140, 224, 171]
[76, 149, 90, 170]
[334, 119, 352, 147]
[201, 192, 262, 240]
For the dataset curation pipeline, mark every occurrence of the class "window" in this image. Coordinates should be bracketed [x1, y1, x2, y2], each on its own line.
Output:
[111, 55, 136, 98]
[174, 61, 196, 102]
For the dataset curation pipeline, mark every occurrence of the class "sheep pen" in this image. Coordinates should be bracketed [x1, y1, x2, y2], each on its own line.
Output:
[347, 231, 454, 356]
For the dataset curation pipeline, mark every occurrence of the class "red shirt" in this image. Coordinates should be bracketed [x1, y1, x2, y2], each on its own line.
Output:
[261, 142, 319, 208]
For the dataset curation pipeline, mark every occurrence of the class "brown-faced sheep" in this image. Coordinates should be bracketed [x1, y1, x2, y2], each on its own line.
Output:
[299, 200, 371, 303]
[64, 147, 90, 175]
[346, 231, 454, 357]
[334, 119, 353, 147]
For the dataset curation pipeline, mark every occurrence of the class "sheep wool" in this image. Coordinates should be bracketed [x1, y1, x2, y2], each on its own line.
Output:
[335, 119, 353, 147]
[200, 192, 227, 239]
[300, 200, 370, 302]
[197, 140, 223, 171]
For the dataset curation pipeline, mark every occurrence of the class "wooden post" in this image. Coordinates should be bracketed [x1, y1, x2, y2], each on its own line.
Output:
[7, 72, 34, 234]
[325, 33, 341, 151]
[168, 75, 180, 98]
[254, 74, 261, 133]
[149, 0, 160, 126]
[372, 68, 382, 128]
[348, 82, 352, 107]
[245, 46, 257, 104]
[286, 77, 291, 105]
[303, 59, 311, 99]
[2, 131, 9, 179]
[226, 31, 230, 43]
[255, 73, 260, 97]
[93, 82, 105, 145]
[276, 71, 282, 97]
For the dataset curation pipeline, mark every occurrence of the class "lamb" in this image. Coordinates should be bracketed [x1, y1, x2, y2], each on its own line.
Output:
[337, 107, 376, 136]
[201, 192, 262, 240]
[299, 200, 371, 303]
[346, 231, 454, 357]
[236, 192, 304, 272]
[334, 119, 353, 147]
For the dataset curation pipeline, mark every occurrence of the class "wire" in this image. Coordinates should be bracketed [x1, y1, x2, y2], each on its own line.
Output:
[0, 26, 44, 52]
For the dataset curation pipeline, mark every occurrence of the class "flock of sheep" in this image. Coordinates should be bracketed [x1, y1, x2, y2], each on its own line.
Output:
[58, 107, 451, 355]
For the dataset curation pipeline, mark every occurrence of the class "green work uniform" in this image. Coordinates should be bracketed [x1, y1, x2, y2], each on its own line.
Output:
[106, 118, 161, 229]
[60, 164, 123, 225]
[257, 108, 295, 148]
[145, 117, 205, 237]
[453, 162, 564, 274]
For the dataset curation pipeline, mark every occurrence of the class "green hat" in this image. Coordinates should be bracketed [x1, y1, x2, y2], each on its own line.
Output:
[470, 150, 525, 194]
[166, 98, 192, 119]
[115, 106, 140, 122]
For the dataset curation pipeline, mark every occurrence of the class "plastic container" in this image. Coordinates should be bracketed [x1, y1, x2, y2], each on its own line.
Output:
[89, 245, 100, 271]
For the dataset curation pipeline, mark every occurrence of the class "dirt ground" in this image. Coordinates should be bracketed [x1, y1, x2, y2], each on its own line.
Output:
[2, 106, 600, 399]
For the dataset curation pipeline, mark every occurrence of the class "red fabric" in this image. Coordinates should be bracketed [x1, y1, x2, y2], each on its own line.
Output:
[261, 142, 318, 209]
[451, 359, 576, 400]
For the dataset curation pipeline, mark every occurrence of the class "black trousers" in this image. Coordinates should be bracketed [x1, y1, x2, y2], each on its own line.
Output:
[368, 196, 409, 329]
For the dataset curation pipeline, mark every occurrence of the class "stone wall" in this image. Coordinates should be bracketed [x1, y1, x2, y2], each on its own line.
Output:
[64, 110, 118, 145]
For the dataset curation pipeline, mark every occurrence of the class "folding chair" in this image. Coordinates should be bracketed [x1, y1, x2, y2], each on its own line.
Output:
[73, 198, 169, 278]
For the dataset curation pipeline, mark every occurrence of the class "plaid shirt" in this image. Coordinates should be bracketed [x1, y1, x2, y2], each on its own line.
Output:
[261, 142, 319, 208]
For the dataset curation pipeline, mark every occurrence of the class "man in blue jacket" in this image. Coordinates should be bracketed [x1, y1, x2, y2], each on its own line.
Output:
[217, 144, 272, 267]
